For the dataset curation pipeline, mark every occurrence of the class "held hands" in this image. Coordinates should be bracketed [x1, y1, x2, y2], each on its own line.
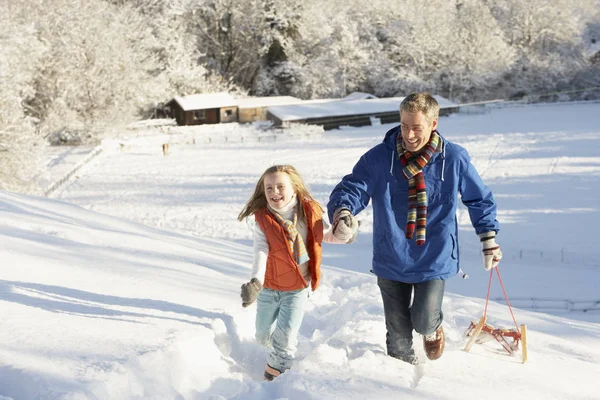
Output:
[241, 278, 263, 307]
[333, 208, 359, 243]
[479, 232, 502, 271]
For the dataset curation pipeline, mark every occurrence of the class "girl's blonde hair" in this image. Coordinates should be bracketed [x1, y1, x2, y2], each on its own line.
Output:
[238, 165, 318, 221]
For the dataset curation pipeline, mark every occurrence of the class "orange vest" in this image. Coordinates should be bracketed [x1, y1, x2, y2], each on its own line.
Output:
[255, 199, 324, 291]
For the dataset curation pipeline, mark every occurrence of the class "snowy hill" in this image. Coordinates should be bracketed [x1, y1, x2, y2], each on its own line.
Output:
[1, 190, 599, 399]
[0, 191, 249, 399]
[1, 101, 600, 399]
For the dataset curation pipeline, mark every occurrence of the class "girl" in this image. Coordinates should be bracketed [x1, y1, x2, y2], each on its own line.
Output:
[237, 165, 355, 381]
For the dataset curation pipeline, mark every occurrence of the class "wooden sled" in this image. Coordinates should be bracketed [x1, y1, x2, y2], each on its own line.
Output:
[464, 315, 528, 363]
[463, 267, 528, 363]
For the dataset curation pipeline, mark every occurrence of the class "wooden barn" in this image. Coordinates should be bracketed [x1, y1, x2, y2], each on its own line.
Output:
[166, 93, 238, 126]
[236, 96, 302, 123]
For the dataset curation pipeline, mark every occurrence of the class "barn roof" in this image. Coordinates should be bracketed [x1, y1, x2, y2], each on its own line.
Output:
[236, 96, 302, 108]
[267, 96, 457, 121]
[171, 92, 237, 111]
[343, 92, 378, 100]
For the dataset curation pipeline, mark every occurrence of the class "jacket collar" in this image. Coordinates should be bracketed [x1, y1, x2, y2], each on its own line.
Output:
[383, 125, 446, 161]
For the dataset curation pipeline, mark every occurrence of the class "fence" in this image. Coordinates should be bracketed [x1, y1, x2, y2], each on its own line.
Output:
[454, 87, 600, 110]
[112, 122, 324, 149]
[43, 145, 103, 197]
[508, 247, 599, 270]
[492, 297, 600, 313]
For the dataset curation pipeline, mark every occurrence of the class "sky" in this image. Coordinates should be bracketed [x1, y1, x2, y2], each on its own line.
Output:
[1, 101, 600, 399]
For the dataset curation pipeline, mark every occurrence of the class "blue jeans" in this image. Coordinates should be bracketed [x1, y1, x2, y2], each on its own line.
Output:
[255, 287, 309, 372]
[377, 277, 445, 358]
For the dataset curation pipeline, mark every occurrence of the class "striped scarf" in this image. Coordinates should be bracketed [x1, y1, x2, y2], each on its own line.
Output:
[396, 131, 442, 245]
[270, 206, 310, 264]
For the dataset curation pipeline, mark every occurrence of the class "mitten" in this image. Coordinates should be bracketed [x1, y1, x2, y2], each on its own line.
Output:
[332, 208, 359, 243]
[241, 278, 263, 307]
[479, 232, 502, 271]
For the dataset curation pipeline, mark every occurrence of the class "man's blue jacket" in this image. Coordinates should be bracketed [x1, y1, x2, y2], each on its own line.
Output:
[327, 125, 499, 283]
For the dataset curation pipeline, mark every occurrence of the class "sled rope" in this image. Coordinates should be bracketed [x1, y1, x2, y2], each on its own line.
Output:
[483, 268, 493, 317]
[483, 267, 520, 334]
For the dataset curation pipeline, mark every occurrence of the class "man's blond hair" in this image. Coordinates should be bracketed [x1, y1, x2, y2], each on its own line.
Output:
[400, 92, 440, 124]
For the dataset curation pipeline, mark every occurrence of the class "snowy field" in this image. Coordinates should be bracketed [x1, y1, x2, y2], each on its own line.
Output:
[1, 102, 600, 399]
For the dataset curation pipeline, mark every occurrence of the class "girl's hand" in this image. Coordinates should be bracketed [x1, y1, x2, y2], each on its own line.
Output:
[241, 278, 263, 307]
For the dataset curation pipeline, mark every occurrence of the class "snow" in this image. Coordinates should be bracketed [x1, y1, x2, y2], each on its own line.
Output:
[1, 101, 600, 399]
[171, 93, 237, 111]
[268, 95, 457, 121]
[236, 96, 303, 108]
[35, 146, 100, 195]
[343, 92, 378, 100]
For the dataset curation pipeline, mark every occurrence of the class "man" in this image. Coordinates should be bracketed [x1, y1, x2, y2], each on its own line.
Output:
[328, 92, 502, 364]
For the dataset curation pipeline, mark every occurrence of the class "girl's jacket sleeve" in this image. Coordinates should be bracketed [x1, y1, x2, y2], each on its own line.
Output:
[251, 222, 268, 284]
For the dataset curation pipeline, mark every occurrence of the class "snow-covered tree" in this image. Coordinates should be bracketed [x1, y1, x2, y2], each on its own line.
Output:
[288, 0, 381, 98]
[0, 2, 46, 192]
[485, 0, 594, 98]
[25, 0, 167, 137]
[441, 0, 516, 101]
[251, 0, 305, 96]
[185, 0, 302, 96]
[118, 0, 233, 98]
[363, 0, 516, 101]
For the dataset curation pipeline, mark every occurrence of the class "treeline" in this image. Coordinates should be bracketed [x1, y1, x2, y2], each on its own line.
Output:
[1, 0, 599, 191]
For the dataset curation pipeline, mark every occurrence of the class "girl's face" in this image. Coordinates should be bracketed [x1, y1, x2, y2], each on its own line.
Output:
[264, 172, 296, 209]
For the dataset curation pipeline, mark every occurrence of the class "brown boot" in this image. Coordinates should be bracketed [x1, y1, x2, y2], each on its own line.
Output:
[423, 326, 445, 360]
[264, 364, 282, 381]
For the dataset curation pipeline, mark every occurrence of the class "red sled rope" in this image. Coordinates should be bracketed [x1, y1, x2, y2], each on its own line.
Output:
[463, 267, 528, 363]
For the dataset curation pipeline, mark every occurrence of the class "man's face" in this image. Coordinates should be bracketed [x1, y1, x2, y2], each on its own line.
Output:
[264, 172, 295, 209]
[400, 110, 438, 153]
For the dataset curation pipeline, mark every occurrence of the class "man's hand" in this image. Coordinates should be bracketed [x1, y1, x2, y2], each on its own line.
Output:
[333, 208, 359, 243]
[479, 232, 502, 271]
[241, 278, 263, 307]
